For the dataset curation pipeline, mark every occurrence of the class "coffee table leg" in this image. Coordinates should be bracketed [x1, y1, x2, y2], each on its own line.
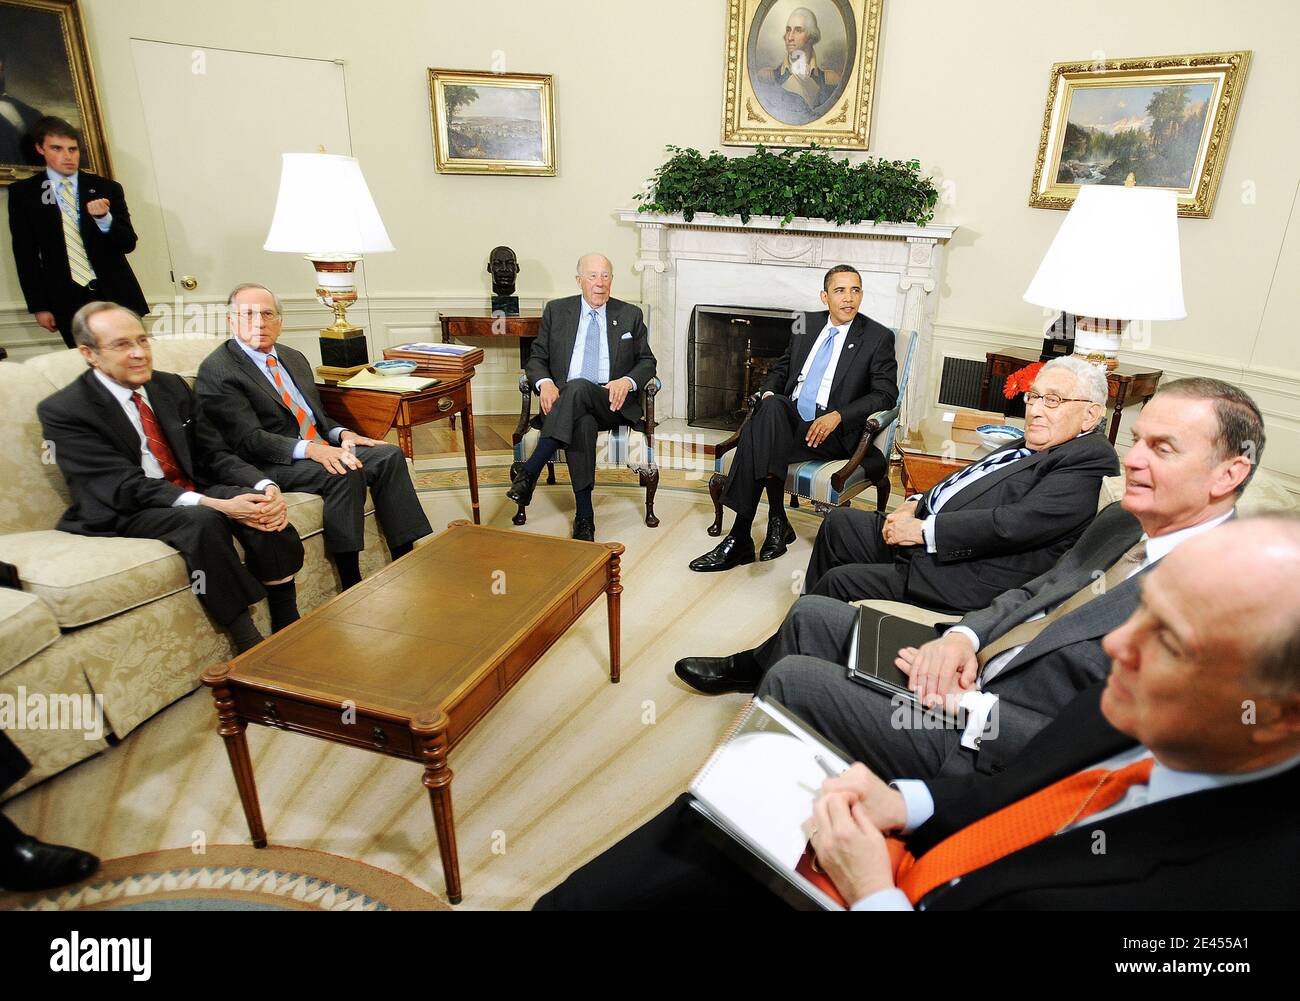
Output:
[413, 712, 461, 904]
[461, 385, 481, 524]
[604, 543, 625, 684]
[202, 667, 267, 849]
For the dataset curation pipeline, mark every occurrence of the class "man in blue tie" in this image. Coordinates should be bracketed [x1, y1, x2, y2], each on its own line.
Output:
[508, 253, 657, 541]
[689, 265, 899, 571]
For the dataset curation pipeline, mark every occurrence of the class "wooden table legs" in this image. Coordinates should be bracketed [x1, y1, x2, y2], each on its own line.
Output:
[413, 711, 460, 905]
[202, 666, 267, 848]
[461, 386, 481, 525]
[604, 543, 624, 684]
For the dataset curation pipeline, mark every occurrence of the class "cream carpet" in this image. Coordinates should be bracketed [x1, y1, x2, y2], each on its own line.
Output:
[2, 480, 837, 910]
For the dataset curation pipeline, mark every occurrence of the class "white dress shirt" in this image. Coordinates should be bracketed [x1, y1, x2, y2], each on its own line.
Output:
[47, 168, 113, 233]
[92, 369, 272, 502]
[233, 339, 347, 459]
[536, 299, 637, 393]
[948, 508, 1235, 751]
[858, 748, 1300, 911]
[790, 321, 850, 411]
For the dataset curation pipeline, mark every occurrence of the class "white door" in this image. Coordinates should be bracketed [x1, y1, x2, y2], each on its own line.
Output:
[131, 40, 350, 350]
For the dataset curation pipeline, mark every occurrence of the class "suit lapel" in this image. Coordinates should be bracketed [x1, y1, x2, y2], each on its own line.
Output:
[786, 310, 827, 394]
[147, 376, 196, 479]
[826, 314, 867, 404]
[605, 299, 622, 370]
[82, 371, 142, 461]
[1004, 567, 1149, 672]
[226, 338, 294, 416]
[279, 344, 327, 423]
[938, 440, 1045, 509]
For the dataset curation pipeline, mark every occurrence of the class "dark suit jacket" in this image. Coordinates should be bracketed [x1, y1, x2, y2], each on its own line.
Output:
[195, 339, 343, 468]
[37, 369, 271, 536]
[912, 684, 1300, 910]
[524, 295, 657, 426]
[902, 431, 1119, 611]
[7, 170, 148, 322]
[761, 311, 898, 452]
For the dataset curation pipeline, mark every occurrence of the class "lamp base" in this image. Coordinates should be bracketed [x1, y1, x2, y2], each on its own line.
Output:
[1072, 316, 1126, 371]
[317, 325, 369, 379]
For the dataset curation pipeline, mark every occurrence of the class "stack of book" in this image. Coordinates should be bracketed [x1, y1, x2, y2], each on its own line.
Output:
[383, 342, 484, 377]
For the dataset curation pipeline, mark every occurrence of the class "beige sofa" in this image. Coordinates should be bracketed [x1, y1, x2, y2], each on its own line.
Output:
[0, 337, 392, 799]
[857, 470, 1300, 628]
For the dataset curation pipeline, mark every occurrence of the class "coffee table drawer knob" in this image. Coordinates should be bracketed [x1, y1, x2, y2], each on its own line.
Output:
[438, 397, 455, 412]
[371, 726, 388, 745]
[263, 700, 279, 719]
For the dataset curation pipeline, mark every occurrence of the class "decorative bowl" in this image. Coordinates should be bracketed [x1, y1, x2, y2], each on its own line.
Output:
[975, 424, 1022, 449]
[373, 361, 418, 378]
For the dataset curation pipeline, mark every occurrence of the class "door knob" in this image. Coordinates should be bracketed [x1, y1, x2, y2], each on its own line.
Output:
[180, 275, 199, 291]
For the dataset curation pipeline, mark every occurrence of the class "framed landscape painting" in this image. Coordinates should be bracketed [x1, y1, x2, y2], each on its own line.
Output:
[1029, 51, 1251, 219]
[428, 69, 555, 176]
[721, 0, 884, 149]
[0, 0, 111, 184]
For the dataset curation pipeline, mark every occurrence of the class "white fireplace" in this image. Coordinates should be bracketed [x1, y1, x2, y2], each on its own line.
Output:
[617, 210, 957, 429]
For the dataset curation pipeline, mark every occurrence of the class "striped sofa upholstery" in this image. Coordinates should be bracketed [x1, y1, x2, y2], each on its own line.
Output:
[707, 329, 917, 534]
[511, 376, 662, 527]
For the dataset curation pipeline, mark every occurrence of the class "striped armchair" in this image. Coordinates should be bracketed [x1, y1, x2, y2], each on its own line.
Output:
[511, 376, 662, 527]
[707, 328, 917, 535]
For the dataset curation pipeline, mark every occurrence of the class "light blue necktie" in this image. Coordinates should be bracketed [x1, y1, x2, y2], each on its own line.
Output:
[579, 310, 602, 383]
[928, 446, 1033, 512]
[796, 326, 840, 421]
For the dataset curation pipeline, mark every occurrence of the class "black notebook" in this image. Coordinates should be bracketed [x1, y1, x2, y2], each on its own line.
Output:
[845, 608, 957, 722]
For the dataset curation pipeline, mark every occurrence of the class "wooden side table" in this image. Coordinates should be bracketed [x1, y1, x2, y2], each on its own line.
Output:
[316, 373, 481, 524]
[438, 308, 542, 430]
[978, 346, 1162, 445]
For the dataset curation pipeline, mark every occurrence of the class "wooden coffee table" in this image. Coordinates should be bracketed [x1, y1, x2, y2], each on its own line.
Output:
[201, 521, 625, 904]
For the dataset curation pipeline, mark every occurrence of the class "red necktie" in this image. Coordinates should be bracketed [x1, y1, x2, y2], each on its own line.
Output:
[131, 391, 196, 491]
[265, 354, 318, 441]
[894, 756, 1155, 904]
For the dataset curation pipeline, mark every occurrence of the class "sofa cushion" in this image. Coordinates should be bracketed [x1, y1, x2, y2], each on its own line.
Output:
[0, 587, 62, 676]
[0, 360, 71, 535]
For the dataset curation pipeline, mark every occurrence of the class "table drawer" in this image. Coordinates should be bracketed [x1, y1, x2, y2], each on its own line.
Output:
[405, 385, 468, 423]
[234, 689, 416, 757]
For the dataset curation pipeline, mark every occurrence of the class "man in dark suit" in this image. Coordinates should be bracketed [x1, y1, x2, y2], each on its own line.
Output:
[7, 117, 148, 348]
[38, 303, 304, 654]
[0, 47, 44, 165]
[803, 355, 1117, 609]
[0, 730, 99, 891]
[536, 515, 1300, 910]
[677, 379, 1262, 781]
[689, 265, 899, 572]
[507, 253, 657, 541]
[196, 283, 431, 590]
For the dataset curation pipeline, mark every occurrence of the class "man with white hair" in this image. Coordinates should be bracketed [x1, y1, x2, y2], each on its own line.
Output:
[508, 253, 657, 541]
[754, 7, 842, 123]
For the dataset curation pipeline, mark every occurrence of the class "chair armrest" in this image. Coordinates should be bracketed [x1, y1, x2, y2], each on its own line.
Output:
[829, 407, 898, 493]
[512, 375, 535, 442]
[642, 378, 659, 438]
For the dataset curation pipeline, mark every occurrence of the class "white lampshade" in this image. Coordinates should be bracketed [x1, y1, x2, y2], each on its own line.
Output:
[1023, 186, 1185, 320]
[263, 153, 395, 256]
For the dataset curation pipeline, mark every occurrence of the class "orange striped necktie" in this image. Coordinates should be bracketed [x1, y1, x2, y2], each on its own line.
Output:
[264, 354, 318, 441]
[894, 756, 1155, 905]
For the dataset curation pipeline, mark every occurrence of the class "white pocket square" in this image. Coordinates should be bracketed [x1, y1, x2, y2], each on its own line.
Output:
[620, 332, 633, 340]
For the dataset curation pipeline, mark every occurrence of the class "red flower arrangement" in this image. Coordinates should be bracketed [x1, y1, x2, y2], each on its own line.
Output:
[1004, 361, 1045, 399]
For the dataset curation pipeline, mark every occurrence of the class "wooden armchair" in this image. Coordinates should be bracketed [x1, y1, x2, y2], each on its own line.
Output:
[511, 376, 662, 528]
[706, 328, 917, 535]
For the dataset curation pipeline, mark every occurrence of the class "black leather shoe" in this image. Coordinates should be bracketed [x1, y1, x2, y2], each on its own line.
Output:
[759, 518, 797, 561]
[0, 833, 99, 892]
[688, 535, 756, 572]
[572, 516, 596, 542]
[506, 461, 536, 506]
[674, 654, 761, 695]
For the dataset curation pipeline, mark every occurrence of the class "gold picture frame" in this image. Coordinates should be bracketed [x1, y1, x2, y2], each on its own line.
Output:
[428, 68, 555, 176]
[1029, 51, 1251, 219]
[0, 0, 111, 184]
[721, 0, 884, 149]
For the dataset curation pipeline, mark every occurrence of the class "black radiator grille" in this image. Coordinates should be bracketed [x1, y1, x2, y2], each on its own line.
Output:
[937, 356, 986, 410]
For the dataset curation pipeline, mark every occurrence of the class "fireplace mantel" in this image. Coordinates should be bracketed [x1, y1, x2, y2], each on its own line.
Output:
[616, 209, 958, 427]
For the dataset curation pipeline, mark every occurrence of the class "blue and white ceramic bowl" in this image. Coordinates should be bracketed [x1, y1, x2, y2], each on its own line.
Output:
[975, 424, 1022, 449]
[373, 360, 418, 377]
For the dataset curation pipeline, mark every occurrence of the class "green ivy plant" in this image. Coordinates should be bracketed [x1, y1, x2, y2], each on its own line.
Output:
[635, 145, 938, 227]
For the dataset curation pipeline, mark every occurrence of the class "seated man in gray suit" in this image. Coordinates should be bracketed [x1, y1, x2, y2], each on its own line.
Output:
[196, 283, 432, 590]
[744, 377, 1261, 780]
[507, 253, 657, 541]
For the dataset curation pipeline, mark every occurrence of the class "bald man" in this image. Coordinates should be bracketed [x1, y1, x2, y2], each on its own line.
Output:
[508, 254, 657, 540]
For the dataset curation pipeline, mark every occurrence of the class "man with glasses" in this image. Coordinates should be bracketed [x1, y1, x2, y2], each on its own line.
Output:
[37, 302, 304, 654]
[507, 253, 657, 541]
[678, 355, 1117, 693]
[196, 283, 431, 590]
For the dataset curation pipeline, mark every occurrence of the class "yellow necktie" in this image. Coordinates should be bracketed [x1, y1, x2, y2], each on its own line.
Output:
[59, 179, 96, 287]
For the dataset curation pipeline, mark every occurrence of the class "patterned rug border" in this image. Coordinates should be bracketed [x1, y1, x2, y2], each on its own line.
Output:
[0, 843, 451, 912]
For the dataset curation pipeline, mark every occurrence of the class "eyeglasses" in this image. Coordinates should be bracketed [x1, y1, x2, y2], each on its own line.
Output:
[97, 334, 151, 354]
[233, 309, 281, 322]
[1024, 391, 1092, 409]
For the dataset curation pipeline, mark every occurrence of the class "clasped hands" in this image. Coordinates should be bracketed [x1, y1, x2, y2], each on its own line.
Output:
[204, 484, 288, 533]
[538, 377, 635, 417]
[882, 499, 925, 547]
[306, 430, 385, 475]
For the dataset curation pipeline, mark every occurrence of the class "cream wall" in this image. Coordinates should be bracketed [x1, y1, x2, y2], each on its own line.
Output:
[1, 0, 1297, 482]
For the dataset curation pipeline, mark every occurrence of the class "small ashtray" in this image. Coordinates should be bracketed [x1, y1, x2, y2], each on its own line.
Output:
[975, 424, 1022, 448]
[373, 361, 417, 377]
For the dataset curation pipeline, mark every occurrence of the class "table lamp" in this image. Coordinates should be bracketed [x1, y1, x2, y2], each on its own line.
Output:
[264, 152, 395, 378]
[1023, 182, 1185, 370]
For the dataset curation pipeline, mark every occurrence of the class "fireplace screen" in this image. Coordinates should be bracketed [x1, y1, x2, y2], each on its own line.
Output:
[687, 305, 798, 431]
